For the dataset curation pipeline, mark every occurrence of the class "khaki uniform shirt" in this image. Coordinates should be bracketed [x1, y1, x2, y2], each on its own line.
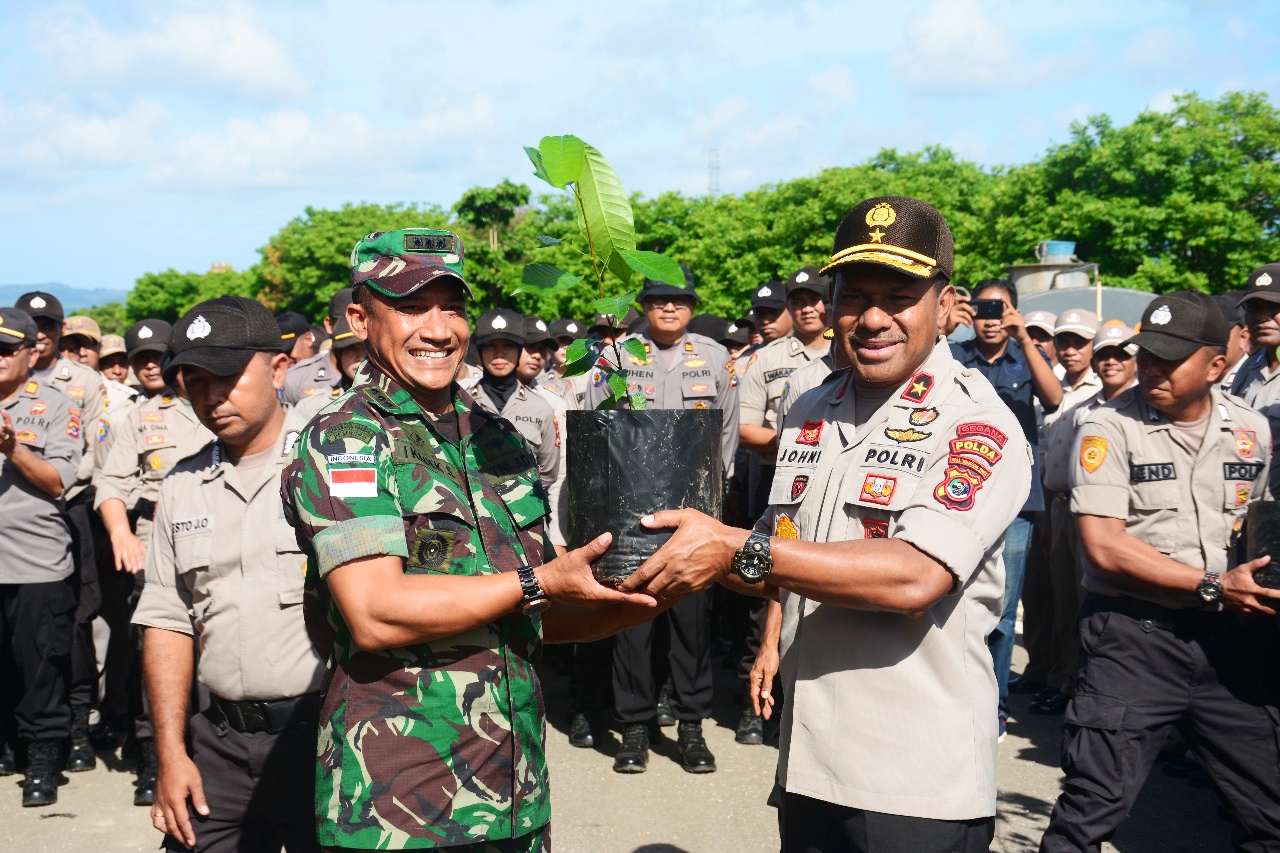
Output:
[94, 392, 212, 543]
[0, 379, 82, 584]
[92, 379, 140, 471]
[1041, 371, 1105, 493]
[583, 331, 740, 475]
[468, 381, 560, 495]
[528, 382, 569, 547]
[739, 335, 830, 431]
[283, 351, 340, 406]
[1070, 387, 1270, 609]
[1230, 349, 1280, 497]
[761, 339, 1031, 820]
[776, 353, 836, 426]
[132, 411, 323, 701]
[33, 356, 105, 498]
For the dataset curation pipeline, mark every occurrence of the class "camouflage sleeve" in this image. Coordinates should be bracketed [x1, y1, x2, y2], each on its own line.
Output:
[281, 411, 409, 578]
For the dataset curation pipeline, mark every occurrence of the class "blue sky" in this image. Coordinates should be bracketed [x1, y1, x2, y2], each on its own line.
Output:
[1, 0, 1277, 296]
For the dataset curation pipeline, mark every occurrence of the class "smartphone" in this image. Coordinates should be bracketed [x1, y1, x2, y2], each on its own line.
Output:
[972, 299, 1005, 320]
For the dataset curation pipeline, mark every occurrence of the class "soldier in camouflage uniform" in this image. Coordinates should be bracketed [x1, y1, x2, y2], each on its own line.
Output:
[280, 229, 659, 852]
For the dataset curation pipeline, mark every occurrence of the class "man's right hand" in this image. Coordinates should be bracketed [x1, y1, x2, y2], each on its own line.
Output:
[152, 754, 209, 849]
[111, 529, 147, 574]
[1223, 556, 1280, 616]
[536, 533, 658, 609]
[749, 641, 779, 720]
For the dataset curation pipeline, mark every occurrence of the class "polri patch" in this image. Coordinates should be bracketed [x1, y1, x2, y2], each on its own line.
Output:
[934, 465, 983, 511]
[1225, 462, 1264, 480]
[145, 434, 165, 447]
[791, 475, 809, 500]
[908, 407, 939, 426]
[1079, 436, 1108, 473]
[796, 421, 823, 445]
[956, 421, 1008, 448]
[859, 473, 896, 506]
[1234, 430, 1257, 458]
[1235, 482, 1252, 507]
[29, 402, 46, 416]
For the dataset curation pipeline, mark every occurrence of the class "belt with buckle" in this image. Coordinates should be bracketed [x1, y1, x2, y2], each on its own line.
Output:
[209, 693, 321, 735]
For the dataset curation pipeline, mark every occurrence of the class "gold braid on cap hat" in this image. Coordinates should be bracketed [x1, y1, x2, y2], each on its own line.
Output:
[821, 244, 937, 277]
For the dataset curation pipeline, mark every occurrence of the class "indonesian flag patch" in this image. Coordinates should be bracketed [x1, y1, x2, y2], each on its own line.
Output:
[330, 468, 377, 499]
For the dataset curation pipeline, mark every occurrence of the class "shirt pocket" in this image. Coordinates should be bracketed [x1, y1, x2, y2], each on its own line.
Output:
[275, 525, 306, 606]
[173, 532, 214, 621]
[142, 434, 177, 480]
[1129, 481, 1180, 553]
[681, 379, 717, 409]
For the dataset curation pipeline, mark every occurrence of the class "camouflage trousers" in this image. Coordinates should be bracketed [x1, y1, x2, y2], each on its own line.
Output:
[322, 823, 549, 853]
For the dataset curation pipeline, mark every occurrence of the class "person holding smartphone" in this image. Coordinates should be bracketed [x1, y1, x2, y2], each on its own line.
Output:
[949, 278, 1062, 738]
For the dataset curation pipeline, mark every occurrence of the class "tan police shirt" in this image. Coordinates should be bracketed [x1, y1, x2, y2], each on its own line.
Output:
[775, 352, 836, 426]
[282, 350, 340, 406]
[759, 338, 1031, 821]
[132, 410, 324, 701]
[738, 334, 830, 431]
[529, 382, 569, 548]
[1070, 387, 1270, 609]
[92, 378, 140, 471]
[468, 381, 560, 496]
[33, 355, 105, 498]
[93, 391, 213, 542]
[1041, 370, 1105, 493]
[1230, 348, 1280, 497]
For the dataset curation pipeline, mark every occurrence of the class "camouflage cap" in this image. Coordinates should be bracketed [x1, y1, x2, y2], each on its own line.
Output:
[350, 229, 472, 299]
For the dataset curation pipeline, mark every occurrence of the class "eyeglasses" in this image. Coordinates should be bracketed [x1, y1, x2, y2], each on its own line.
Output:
[0, 344, 27, 358]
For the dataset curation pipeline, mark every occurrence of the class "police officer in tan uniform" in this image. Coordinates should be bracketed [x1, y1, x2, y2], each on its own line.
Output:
[0, 307, 84, 806]
[134, 296, 323, 852]
[94, 319, 212, 805]
[584, 272, 739, 775]
[1040, 291, 1280, 851]
[626, 196, 1032, 852]
[288, 314, 365, 425]
[99, 334, 131, 386]
[1230, 263, 1280, 497]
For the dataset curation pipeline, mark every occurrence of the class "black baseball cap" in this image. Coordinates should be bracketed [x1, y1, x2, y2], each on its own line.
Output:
[823, 195, 954, 280]
[523, 315, 553, 346]
[276, 312, 311, 348]
[688, 313, 727, 342]
[1128, 291, 1228, 361]
[637, 264, 700, 305]
[723, 319, 751, 346]
[329, 315, 361, 351]
[15, 291, 64, 323]
[1212, 293, 1244, 330]
[549, 318, 586, 341]
[1236, 264, 1280, 307]
[165, 296, 284, 382]
[328, 287, 354, 320]
[474, 309, 525, 348]
[0, 307, 38, 346]
[785, 267, 830, 298]
[750, 281, 785, 311]
[125, 319, 172, 357]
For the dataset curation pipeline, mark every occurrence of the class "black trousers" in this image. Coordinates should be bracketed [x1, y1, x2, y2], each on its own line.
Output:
[97, 548, 151, 738]
[168, 710, 320, 853]
[780, 793, 994, 853]
[568, 637, 613, 717]
[0, 579, 75, 742]
[65, 492, 101, 711]
[1040, 595, 1280, 852]
[613, 589, 713, 723]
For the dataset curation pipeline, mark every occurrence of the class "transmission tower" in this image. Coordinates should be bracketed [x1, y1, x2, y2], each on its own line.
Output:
[708, 148, 720, 196]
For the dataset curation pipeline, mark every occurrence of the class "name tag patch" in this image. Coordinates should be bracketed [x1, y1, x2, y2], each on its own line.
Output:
[862, 445, 927, 474]
[172, 516, 212, 538]
[1131, 463, 1176, 482]
[1225, 462, 1264, 481]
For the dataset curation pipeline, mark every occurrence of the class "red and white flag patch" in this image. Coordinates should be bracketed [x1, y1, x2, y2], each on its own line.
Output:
[330, 468, 377, 499]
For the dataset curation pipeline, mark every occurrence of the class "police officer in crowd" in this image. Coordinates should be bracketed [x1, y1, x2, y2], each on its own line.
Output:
[584, 271, 739, 775]
[134, 296, 324, 851]
[0, 307, 83, 806]
[541, 317, 588, 406]
[949, 277, 1062, 736]
[15, 291, 107, 776]
[282, 303, 346, 405]
[289, 313, 366, 424]
[747, 280, 792, 345]
[1040, 291, 1280, 850]
[1023, 310, 1061, 375]
[94, 318, 211, 805]
[60, 316, 103, 368]
[624, 196, 1031, 851]
[517, 314, 570, 553]
[1230, 263, 1280, 497]
[99, 334, 131, 386]
[280, 228, 660, 851]
[276, 311, 316, 366]
[468, 308, 561, 496]
[723, 318, 752, 360]
[1213, 293, 1248, 391]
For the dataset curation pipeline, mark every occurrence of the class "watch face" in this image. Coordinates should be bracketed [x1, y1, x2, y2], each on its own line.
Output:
[736, 555, 767, 583]
[1197, 580, 1221, 603]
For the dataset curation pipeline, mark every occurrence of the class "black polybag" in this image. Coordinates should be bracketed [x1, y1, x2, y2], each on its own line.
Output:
[566, 409, 723, 585]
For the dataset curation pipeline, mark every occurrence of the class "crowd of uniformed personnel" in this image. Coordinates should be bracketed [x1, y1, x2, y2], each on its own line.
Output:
[1, 229, 1279, 852]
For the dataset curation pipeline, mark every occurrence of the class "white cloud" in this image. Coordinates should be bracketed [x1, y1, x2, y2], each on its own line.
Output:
[0, 94, 171, 178]
[808, 65, 858, 105]
[1120, 26, 1198, 74]
[1146, 88, 1182, 113]
[30, 2, 310, 101]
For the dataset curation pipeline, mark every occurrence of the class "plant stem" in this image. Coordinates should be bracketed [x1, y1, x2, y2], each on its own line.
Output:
[573, 184, 605, 300]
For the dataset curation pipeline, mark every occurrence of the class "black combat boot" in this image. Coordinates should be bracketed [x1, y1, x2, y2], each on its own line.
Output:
[0, 740, 15, 776]
[568, 713, 594, 749]
[66, 706, 96, 772]
[612, 723, 650, 773]
[22, 741, 61, 807]
[677, 720, 716, 773]
[735, 703, 764, 745]
[655, 681, 676, 727]
[134, 737, 158, 807]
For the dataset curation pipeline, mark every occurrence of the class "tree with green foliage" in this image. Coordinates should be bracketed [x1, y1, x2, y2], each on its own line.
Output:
[77, 301, 129, 336]
[126, 268, 257, 323]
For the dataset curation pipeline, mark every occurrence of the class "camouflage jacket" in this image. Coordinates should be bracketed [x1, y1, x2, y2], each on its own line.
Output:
[281, 360, 553, 850]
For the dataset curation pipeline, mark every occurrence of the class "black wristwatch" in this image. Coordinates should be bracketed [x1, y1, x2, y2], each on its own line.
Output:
[1196, 570, 1223, 605]
[517, 565, 550, 615]
[732, 531, 774, 584]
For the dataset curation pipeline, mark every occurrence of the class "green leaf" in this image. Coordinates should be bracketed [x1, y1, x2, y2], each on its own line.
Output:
[618, 249, 685, 285]
[534, 234, 563, 246]
[565, 338, 590, 363]
[538, 135, 586, 189]
[629, 391, 648, 410]
[515, 263, 584, 296]
[605, 370, 628, 400]
[560, 339, 597, 378]
[524, 146, 551, 185]
[578, 143, 638, 286]
[593, 289, 637, 321]
[620, 337, 648, 363]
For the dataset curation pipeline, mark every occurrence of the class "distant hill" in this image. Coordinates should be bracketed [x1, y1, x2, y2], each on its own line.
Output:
[0, 283, 130, 312]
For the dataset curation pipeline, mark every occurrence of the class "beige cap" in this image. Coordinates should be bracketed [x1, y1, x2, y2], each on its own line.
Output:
[100, 334, 127, 357]
[62, 315, 102, 342]
[1054, 308, 1100, 339]
[1024, 310, 1056, 334]
[1093, 322, 1134, 354]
